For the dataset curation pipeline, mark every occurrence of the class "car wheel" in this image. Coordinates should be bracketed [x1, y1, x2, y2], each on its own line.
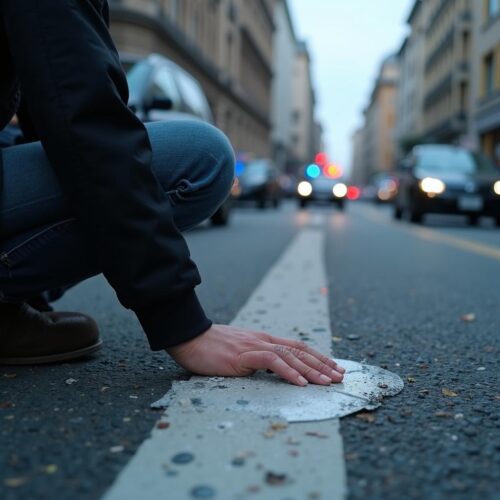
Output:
[468, 215, 479, 226]
[337, 201, 345, 211]
[272, 197, 280, 209]
[211, 203, 230, 226]
[393, 204, 403, 220]
[409, 209, 423, 223]
[257, 195, 267, 210]
[299, 198, 308, 208]
[409, 196, 423, 223]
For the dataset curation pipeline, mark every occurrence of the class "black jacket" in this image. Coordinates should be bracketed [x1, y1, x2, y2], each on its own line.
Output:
[0, 0, 211, 349]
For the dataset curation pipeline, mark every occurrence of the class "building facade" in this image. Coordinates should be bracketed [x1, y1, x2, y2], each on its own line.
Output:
[422, 0, 473, 144]
[108, 0, 275, 158]
[471, 0, 500, 163]
[271, 0, 297, 171]
[396, 0, 430, 154]
[361, 56, 400, 181]
[290, 41, 316, 168]
[350, 127, 367, 185]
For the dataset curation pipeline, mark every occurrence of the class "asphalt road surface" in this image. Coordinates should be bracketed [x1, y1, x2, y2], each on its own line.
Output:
[1, 201, 499, 500]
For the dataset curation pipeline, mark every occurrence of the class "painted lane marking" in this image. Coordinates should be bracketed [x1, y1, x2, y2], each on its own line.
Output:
[104, 229, 402, 500]
[359, 207, 500, 262]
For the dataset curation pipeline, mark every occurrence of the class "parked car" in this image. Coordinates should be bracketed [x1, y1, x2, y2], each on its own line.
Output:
[296, 175, 348, 209]
[237, 159, 282, 209]
[125, 53, 232, 225]
[393, 144, 500, 225]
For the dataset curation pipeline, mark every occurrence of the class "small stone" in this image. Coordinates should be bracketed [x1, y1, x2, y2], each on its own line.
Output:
[347, 334, 360, 341]
[4, 477, 28, 488]
[236, 400, 249, 405]
[477, 367, 486, 371]
[265, 471, 287, 486]
[109, 446, 124, 453]
[460, 313, 476, 322]
[190, 485, 215, 498]
[157, 422, 170, 429]
[172, 452, 194, 465]
[3, 373, 17, 379]
[41, 464, 58, 474]
[231, 457, 245, 467]
[378, 383, 388, 389]
[65, 378, 77, 385]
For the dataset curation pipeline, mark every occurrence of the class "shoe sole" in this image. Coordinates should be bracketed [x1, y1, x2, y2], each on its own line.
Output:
[0, 340, 103, 365]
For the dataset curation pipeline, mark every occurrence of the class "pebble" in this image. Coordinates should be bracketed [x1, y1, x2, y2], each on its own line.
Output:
[172, 452, 194, 465]
[191, 485, 216, 498]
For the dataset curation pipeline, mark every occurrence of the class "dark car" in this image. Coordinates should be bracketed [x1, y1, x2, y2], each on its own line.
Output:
[296, 175, 348, 209]
[393, 144, 500, 225]
[237, 159, 282, 209]
[125, 54, 232, 225]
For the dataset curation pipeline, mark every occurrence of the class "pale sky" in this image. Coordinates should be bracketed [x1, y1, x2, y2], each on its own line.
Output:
[288, 0, 414, 176]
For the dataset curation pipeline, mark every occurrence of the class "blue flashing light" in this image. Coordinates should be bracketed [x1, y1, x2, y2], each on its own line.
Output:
[306, 164, 321, 178]
[235, 159, 245, 177]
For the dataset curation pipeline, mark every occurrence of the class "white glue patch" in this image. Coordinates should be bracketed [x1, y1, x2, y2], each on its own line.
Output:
[152, 359, 403, 422]
[104, 229, 403, 500]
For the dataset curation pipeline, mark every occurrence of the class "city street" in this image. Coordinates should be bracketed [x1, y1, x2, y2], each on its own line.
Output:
[1, 201, 499, 500]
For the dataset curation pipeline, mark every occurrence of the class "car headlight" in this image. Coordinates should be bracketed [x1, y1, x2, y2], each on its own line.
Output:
[494, 181, 500, 195]
[419, 177, 446, 195]
[297, 181, 313, 197]
[332, 183, 348, 198]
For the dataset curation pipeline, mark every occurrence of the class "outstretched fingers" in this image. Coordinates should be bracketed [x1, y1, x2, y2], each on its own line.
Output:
[238, 351, 309, 386]
[265, 335, 345, 375]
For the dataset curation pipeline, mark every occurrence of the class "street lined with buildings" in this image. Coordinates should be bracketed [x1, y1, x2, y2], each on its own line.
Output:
[1, 201, 498, 499]
[351, 0, 500, 185]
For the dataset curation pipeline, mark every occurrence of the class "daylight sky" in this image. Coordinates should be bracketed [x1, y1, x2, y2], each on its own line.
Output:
[288, 0, 414, 177]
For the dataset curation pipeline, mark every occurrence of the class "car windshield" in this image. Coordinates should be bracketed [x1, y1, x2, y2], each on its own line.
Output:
[243, 161, 268, 179]
[417, 147, 497, 174]
[312, 177, 336, 186]
[126, 60, 150, 96]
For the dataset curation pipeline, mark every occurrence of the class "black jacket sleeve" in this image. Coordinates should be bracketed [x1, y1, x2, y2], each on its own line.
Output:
[0, 0, 211, 349]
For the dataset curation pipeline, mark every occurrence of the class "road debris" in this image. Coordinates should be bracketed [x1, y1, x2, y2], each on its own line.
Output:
[442, 388, 458, 397]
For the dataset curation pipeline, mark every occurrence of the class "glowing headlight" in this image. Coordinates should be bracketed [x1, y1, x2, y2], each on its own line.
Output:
[494, 181, 500, 195]
[333, 183, 348, 198]
[419, 177, 445, 195]
[297, 181, 313, 197]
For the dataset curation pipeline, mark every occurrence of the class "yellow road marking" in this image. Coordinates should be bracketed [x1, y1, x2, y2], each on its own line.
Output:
[359, 207, 500, 262]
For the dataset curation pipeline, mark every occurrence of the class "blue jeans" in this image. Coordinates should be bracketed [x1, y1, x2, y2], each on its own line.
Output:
[0, 120, 234, 302]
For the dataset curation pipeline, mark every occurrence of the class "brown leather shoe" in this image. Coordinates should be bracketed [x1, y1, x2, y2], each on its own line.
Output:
[0, 302, 102, 365]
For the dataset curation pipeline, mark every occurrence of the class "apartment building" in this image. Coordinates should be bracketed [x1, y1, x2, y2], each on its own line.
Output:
[108, 0, 275, 157]
[396, 0, 430, 153]
[350, 127, 367, 185]
[422, 0, 473, 143]
[271, 0, 297, 171]
[471, 0, 500, 162]
[361, 55, 400, 180]
[290, 41, 316, 168]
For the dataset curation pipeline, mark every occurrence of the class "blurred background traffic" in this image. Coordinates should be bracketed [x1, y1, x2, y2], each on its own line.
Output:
[3, 0, 500, 226]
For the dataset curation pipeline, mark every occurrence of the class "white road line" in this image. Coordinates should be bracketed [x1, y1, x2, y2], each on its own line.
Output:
[104, 228, 402, 500]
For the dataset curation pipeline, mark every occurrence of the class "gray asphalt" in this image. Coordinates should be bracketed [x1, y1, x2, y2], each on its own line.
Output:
[1, 201, 499, 499]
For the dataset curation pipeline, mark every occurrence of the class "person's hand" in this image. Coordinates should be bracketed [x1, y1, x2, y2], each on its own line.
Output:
[166, 324, 345, 386]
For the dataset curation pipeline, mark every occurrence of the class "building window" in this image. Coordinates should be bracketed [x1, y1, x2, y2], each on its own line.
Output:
[292, 110, 300, 123]
[484, 52, 495, 96]
[487, 0, 499, 19]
